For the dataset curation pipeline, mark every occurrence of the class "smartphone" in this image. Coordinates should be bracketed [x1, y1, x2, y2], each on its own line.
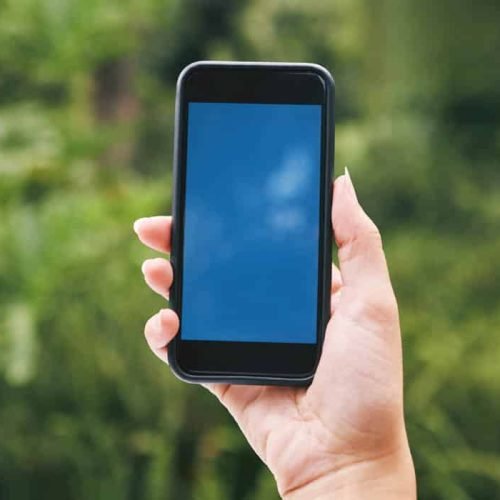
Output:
[169, 61, 334, 386]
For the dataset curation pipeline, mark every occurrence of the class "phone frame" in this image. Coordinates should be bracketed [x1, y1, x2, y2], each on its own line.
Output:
[169, 61, 335, 386]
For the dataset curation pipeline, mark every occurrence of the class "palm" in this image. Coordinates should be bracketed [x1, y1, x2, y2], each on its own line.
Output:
[207, 283, 403, 493]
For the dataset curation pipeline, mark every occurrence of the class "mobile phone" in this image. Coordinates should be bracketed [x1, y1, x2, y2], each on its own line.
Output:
[169, 61, 334, 386]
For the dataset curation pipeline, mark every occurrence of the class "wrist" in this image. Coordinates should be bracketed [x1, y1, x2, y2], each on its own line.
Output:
[281, 446, 416, 500]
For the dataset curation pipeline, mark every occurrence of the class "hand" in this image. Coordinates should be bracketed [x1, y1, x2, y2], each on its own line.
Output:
[134, 171, 416, 499]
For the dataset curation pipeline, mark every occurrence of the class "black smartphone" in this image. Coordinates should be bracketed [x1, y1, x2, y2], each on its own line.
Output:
[169, 61, 334, 386]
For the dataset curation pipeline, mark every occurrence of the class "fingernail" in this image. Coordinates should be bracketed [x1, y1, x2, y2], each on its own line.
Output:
[133, 218, 147, 234]
[344, 166, 358, 201]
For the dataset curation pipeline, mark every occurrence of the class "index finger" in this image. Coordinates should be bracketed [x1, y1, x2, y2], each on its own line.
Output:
[134, 216, 172, 253]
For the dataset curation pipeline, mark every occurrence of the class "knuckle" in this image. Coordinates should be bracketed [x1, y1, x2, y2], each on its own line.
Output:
[338, 219, 383, 264]
[350, 289, 399, 329]
[363, 218, 383, 246]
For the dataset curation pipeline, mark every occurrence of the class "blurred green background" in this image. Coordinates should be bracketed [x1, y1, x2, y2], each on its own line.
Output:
[0, 0, 499, 498]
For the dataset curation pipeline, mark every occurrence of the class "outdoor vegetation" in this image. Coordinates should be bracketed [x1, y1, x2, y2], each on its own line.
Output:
[0, 0, 499, 498]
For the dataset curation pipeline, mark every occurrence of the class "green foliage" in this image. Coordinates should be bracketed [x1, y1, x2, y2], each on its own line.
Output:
[0, 0, 499, 498]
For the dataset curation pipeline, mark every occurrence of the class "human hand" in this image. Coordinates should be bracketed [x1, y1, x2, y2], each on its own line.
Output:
[134, 170, 416, 499]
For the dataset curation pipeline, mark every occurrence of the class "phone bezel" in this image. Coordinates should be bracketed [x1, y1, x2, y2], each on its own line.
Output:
[169, 61, 334, 385]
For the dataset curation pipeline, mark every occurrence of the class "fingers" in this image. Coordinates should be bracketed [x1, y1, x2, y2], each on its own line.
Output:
[136, 217, 177, 362]
[142, 258, 173, 299]
[144, 308, 179, 363]
[134, 216, 172, 253]
[332, 170, 393, 300]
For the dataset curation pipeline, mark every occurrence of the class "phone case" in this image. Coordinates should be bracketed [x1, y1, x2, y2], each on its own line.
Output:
[168, 61, 335, 386]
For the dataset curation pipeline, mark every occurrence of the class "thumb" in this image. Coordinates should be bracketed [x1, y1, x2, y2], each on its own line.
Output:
[332, 169, 394, 304]
[309, 171, 403, 432]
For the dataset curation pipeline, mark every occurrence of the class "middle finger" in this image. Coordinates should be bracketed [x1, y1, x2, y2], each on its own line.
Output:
[142, 258, 173, 299]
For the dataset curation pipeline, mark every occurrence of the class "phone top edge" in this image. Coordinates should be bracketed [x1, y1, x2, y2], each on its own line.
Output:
[177, 60, 335, 89]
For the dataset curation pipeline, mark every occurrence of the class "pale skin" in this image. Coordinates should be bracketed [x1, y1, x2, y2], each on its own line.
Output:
[134, 171, 417, 499]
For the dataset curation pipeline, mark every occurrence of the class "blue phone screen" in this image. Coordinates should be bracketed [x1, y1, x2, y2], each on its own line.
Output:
[182, 102, 322, 344]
